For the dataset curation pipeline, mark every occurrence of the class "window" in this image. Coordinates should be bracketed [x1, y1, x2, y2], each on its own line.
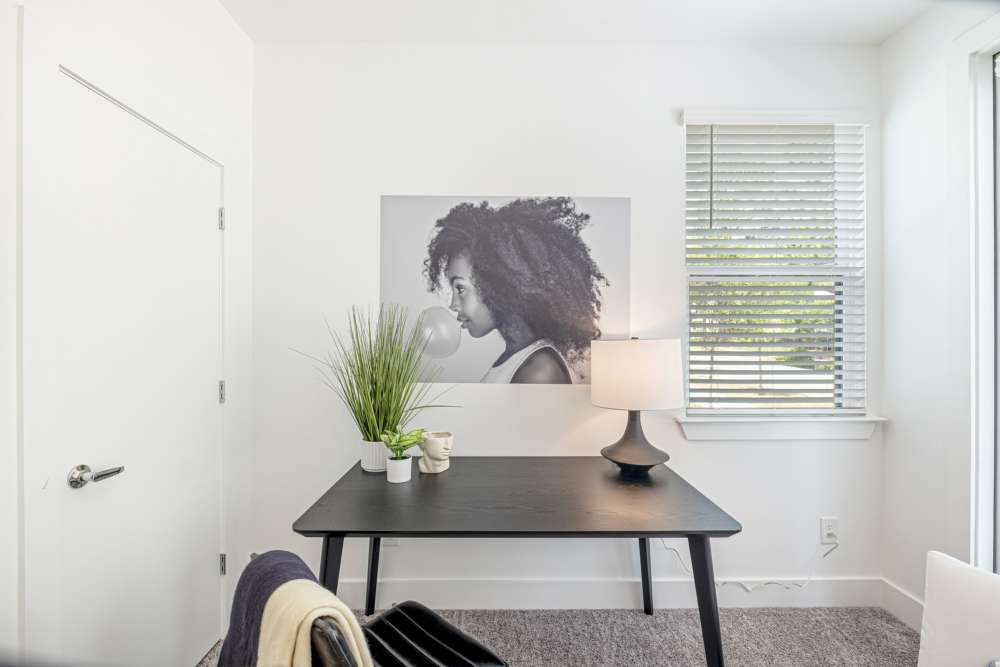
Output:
[685, 123, 866, 414]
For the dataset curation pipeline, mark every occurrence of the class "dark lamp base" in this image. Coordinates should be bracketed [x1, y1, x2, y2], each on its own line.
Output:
[600, 410, 669, 479]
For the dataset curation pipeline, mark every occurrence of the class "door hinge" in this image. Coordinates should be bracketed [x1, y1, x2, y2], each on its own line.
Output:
[218, 380, 226, 404]
[219, 553, 227, 576]
[218, 207, 225, 230]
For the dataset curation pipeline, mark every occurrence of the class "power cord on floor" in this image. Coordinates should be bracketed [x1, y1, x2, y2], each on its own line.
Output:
[657, 537, 840, 593]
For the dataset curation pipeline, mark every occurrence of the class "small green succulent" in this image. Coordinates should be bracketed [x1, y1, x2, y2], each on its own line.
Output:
[380, 428, 425, 460]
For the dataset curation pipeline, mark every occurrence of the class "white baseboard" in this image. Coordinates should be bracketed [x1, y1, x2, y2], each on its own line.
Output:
[335, 575, 884, 611]
[880, 577, 923, 631]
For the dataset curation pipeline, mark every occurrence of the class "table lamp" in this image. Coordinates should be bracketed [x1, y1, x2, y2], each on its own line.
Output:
[591, 338, 683, 478]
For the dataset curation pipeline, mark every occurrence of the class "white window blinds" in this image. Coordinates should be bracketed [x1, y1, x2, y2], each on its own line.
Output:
[685, 124, 866, 413]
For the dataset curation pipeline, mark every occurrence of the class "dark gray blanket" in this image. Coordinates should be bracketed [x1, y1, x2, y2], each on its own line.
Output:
[218, 550, 318, 667]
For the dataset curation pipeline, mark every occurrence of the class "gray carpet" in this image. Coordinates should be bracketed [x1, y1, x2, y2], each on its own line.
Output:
[200, 607, 919, 666]
[427, 608, 918, 666]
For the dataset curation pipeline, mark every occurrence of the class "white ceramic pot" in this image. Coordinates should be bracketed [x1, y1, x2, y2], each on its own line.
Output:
[386, 456, 412, 483]
[360, 439, 387, 472]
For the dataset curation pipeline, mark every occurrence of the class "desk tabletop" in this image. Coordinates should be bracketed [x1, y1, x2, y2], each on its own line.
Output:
[293, 456, 741, 538]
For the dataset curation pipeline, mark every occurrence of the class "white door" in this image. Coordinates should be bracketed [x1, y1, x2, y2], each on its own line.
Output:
[21, 50, 224, 667]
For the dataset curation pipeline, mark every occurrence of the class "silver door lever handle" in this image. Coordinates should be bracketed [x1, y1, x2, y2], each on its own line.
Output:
[67, 464, 125, 489]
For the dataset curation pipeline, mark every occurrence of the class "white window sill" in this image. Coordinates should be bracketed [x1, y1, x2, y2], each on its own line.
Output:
[675, 415, 887, 441]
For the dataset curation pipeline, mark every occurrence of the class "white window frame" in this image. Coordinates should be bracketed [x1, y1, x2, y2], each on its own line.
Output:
[966, 25, 1000, 574]
[677, 110, 884, 441]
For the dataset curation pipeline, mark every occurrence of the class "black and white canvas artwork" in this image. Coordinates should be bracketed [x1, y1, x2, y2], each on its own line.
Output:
[380, 195, 630, 384]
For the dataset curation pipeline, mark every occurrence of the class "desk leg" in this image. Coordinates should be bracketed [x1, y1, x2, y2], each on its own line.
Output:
[638, 537, 653, 615]
[365, 537, 381, 615]
[688, 534, 724, 667]
[319, 534, 345, 594]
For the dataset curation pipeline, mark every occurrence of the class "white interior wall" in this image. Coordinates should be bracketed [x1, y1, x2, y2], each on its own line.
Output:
[879, 2, 1000, 629]
[252, 40, 886, 610]
[1, 0, 254, 651]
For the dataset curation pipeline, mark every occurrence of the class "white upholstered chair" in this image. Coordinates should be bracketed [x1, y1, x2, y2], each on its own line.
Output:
[917, 551, 1000, 667]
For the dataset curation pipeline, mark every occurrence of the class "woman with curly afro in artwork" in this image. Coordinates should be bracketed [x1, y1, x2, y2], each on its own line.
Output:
[424, 197, 608, 384]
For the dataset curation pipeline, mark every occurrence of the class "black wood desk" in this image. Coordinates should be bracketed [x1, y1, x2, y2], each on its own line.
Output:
[293, 456, 741, 667]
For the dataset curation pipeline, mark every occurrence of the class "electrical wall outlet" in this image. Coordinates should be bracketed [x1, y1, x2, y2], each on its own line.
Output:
[820, 516, 839, 545]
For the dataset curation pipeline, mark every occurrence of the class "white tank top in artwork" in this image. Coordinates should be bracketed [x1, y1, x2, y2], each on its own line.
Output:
[480, 338, 573, 384]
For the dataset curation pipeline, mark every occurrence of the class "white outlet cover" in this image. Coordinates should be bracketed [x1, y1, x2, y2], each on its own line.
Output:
[820, 516, 839, 545]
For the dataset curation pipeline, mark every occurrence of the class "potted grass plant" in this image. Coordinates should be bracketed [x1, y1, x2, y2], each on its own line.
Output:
[309, 305, 444, 473]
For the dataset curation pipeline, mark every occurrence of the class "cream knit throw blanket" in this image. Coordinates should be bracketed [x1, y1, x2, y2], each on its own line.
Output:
[256, 578, 374, 667]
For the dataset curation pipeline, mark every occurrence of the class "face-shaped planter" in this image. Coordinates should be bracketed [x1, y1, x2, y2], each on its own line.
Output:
[419, 432, 453, 473]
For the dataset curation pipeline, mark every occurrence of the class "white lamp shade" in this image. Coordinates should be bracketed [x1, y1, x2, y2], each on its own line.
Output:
[591, 339, 683, 411]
